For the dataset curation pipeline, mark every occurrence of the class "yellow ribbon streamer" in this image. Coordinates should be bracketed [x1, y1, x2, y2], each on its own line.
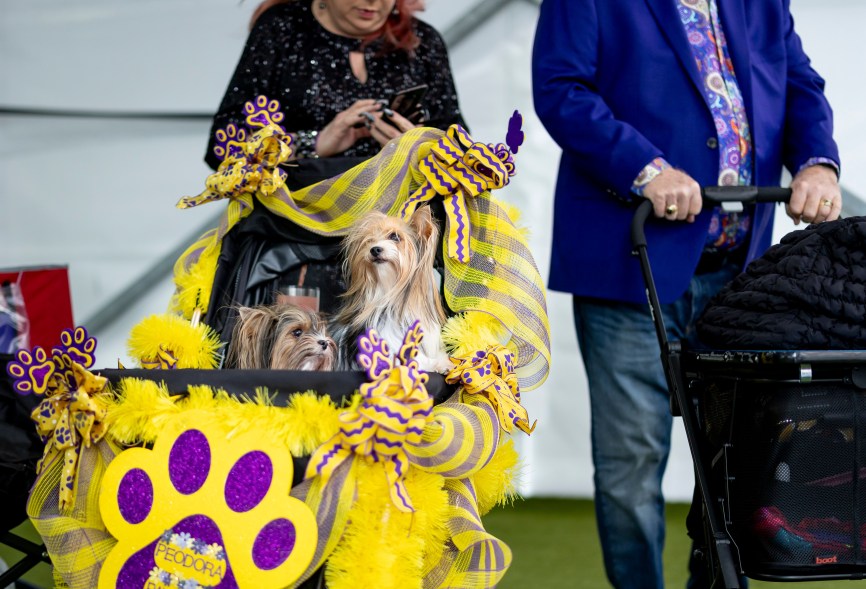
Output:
[399, 125, 513, 263]
[446, 346, 535, 435]
[31, 360, 109, 511]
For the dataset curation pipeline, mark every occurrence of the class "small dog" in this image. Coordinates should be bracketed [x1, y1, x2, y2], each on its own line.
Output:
[226, 303, 336, 371]
[330, 206, 453, 373]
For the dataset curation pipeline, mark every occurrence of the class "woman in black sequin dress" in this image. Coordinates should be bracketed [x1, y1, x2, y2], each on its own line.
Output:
[205, 0, 466, 169]
[202, 0, 464, 327]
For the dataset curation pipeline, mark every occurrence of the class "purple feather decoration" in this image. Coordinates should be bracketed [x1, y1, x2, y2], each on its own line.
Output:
[505, 110, 524, 154]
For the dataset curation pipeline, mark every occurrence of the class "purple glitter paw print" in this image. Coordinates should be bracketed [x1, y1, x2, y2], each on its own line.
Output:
[213, 123, 249, 163]
[54, 326, 97, 369]
[98, 411, 317, 589]
[356, 328, 393, 380]
[244, 95, 285, 131]
[6, 346, 55, 395]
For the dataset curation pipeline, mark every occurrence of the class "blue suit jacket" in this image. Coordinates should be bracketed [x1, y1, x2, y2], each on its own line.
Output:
[532, 0, 839, 304]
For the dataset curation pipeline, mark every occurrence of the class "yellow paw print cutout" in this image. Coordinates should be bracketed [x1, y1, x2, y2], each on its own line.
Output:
[98, 410, 317, 589]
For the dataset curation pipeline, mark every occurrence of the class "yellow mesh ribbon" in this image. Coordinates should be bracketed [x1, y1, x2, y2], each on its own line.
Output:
[173, 101, 550, 390]
[422, 478, 512, 589]
[446, 346, 535, 435]
[28, 439, 119, 589]
[32, 361, 110, 512]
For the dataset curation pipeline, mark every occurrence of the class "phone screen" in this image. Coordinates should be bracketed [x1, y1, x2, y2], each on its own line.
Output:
[389, 85, 429, 122]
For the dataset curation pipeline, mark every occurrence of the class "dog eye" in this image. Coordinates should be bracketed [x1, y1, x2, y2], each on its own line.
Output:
[292, 328, 303, 337]
[388, 232, 400, 242]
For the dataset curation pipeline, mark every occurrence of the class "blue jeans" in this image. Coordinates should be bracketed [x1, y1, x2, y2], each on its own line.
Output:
[573, 264, 738, 589]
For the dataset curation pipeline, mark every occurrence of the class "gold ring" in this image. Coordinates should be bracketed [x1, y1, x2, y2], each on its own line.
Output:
[665, 204, 678, 215]
[821, 199, 833, 208]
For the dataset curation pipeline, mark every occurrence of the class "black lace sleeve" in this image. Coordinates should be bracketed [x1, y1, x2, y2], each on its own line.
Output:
[204, 10, 285, 170]
[414, 21, 467, 132]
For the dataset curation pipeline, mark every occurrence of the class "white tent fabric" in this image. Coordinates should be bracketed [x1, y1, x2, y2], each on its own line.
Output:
[1, 0, 864, 501]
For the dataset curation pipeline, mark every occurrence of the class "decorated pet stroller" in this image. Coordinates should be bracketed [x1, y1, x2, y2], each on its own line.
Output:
[5, 96, 550, 589]
[632, 187, 866, 587]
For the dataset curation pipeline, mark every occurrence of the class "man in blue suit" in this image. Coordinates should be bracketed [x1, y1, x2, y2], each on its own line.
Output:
[532, 1, 841, 587]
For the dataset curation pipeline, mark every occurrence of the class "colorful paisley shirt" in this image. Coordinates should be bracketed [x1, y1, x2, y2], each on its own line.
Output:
[635, 0, 753, 252]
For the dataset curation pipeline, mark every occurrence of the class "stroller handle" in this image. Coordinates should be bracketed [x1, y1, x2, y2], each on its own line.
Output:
[631, 186, 792, 249]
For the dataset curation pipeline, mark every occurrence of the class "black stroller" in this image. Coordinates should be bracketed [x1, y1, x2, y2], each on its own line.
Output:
[632, 186, 866, 587]
[0, 353, 51, 587]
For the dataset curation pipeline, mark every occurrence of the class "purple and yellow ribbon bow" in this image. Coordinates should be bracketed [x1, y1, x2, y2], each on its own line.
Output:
[5, 326, 106, 511]
[306, 322, 433, 512]
[32, 361, 108, 511]
[446, 345, 535, 435]
[176, 96, 293, 221]
[399, 124, 517, 264]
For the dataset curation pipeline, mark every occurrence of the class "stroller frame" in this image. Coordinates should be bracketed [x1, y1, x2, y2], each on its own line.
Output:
[630, 186, 866, 587]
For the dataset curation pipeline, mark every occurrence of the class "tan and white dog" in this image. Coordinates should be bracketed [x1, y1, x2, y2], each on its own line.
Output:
[330, 207, 453, 373]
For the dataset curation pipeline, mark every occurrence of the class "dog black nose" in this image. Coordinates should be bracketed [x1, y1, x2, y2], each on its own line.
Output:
[370, 246, 383, 258]
[318, 340, 329, 350]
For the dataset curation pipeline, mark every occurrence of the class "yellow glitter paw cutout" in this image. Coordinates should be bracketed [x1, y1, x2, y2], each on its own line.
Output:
[98, 411, 317, 589]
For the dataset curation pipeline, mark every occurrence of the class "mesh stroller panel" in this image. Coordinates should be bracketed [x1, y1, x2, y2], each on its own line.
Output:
[697, 371, 866, 578]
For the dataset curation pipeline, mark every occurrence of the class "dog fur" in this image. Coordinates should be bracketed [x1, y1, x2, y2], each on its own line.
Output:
[226, 303, 336, 371]
[330, 206, 453, 373]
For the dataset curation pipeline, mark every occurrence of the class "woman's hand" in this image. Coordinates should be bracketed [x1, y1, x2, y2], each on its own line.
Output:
[367, 108, 418, 147]
[787, 165, 841, 225]
[643, 168, 702, 222]
[313, 99, 380, 158]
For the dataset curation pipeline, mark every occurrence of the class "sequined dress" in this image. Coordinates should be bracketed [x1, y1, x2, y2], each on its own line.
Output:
[205, 1, 466, 169]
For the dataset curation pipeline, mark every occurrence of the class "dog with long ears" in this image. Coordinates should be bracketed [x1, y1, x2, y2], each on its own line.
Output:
[330, 206, 453, 373]
[226, 303, 336, 371]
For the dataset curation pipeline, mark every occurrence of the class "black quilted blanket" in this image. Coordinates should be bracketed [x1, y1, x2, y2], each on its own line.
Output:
[696, 216, 866, 350]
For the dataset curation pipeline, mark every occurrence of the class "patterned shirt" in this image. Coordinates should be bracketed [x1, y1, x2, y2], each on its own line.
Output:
[635, 0, 753, 252]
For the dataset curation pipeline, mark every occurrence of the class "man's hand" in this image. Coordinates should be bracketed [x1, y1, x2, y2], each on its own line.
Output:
[643, 168, 702, 222]
[787, 165, 841, 225]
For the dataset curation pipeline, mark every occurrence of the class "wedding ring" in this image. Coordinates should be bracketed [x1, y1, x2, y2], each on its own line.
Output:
[665, 204, 678, 215]
[821, 199, 833, 208]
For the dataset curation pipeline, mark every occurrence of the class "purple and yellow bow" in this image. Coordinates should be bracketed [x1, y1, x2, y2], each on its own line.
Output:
[446, 345, 535, 435]
[32, 361, 108, 511]
[6, 326, 106, 511]
[399, 112, 523, 264]
[306, 322, 433, 512]
[176, 96, 293, 216]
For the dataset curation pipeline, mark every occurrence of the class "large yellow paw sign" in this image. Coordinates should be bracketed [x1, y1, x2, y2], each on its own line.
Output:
[98, 411, 317, 589]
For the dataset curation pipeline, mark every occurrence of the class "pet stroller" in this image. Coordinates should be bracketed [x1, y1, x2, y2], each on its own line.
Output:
[13, 114, 543, 589]
[632, 186, 866, 587]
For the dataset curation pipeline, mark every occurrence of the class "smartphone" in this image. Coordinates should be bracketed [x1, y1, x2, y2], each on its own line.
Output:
[389, 84, 429, 123]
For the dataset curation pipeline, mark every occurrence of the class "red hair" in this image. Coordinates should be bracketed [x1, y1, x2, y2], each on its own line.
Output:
[250, 0, 420, 54]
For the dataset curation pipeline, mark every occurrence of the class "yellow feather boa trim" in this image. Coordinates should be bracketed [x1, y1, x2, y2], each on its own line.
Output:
[126, 314, 221, 369]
